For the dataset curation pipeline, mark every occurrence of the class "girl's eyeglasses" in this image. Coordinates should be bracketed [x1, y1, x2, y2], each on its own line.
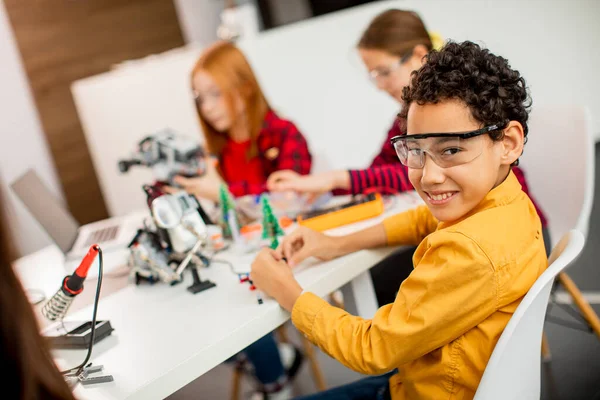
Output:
[368, 50, 413, 82]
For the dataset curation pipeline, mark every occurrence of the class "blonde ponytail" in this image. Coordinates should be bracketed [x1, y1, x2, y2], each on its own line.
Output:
[428, 31, 445, 51]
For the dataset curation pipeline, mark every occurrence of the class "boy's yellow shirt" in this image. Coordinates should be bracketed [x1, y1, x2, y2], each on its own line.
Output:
[291, 171, 547, 400]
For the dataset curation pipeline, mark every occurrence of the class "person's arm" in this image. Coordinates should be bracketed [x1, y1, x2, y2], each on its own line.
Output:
[382, 204, 439, 246]
[279, 205, 438, 267]
[328, 223, 388, 255]
[346, 164, 413, 195]
[336, 204, 438, 252]
[333, 202, 439, 252]
[279, 164, 412, 196]
[252, 205, 441, 312]
[291, 231, 497, 374]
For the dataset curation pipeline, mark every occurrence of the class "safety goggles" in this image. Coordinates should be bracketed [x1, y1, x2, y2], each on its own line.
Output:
[390, 124, 503, 168]
[368, 50, 413, 82]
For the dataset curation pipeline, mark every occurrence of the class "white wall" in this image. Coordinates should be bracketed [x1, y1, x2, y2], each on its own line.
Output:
[0, 1, 64, 257]
[72, 0, 600, 217]
[174, 0, 600, 140]
[241, 0, 600, 140]
[401, 0, 600, 137]
[234, 0, 600, 167]
[72, 47, 206, 217]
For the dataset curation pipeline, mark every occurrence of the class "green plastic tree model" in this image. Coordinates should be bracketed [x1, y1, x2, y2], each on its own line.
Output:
[219, 184, 238, 238]
[261, 195, 284, 249]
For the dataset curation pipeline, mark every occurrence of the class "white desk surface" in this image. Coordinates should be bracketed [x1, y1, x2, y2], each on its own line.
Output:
[14, 192, 423, 400]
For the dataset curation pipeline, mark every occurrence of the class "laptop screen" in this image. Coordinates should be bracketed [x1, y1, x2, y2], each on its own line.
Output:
[11, 170, 80, 254]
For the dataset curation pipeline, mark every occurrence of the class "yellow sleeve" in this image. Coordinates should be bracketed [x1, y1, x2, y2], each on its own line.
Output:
[382, 205, 439, 246]
[291, 231, 498, 375]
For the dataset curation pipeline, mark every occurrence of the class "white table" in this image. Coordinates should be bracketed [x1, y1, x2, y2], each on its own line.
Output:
[13, 192, 423, 400]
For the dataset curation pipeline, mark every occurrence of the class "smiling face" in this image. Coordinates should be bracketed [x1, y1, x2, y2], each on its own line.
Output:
[405, 100, 516, 222]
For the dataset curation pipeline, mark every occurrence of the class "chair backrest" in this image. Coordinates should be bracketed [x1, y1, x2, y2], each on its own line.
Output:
[519, 106, 594, 245]
[474, 230, 585, 400]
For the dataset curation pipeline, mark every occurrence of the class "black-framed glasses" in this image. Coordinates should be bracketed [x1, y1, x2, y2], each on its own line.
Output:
[390, 124, 503, 169]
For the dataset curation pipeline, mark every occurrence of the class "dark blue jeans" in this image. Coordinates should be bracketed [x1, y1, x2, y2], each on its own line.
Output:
[227, 332, 285, 385]
[294, 371, 394, 400]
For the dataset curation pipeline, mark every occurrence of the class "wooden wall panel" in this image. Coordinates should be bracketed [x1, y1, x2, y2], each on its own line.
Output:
[5, 0, 185, 223]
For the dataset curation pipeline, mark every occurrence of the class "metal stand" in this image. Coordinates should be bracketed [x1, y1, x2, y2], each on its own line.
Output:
[187, 265, 216, 294]
[543, 272, 600, 360]
[44, 320, 114, 349]
[65, 363, 114, 386]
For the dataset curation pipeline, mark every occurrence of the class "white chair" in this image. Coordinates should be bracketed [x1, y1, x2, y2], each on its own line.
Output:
[474, 230, 585, 400]
[519, 105, 600, 345]
[520, 105, 594, 242]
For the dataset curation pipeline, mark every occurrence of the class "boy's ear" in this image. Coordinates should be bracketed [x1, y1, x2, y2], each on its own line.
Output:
[500, 121, 525, 165]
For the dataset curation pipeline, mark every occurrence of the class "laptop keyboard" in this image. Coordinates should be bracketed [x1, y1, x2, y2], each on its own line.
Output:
[83, 225, 120, 247]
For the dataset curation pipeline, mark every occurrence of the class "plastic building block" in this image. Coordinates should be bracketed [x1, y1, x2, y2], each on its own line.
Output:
[260, 195, 284, 249]
[219, 184, 238, 238]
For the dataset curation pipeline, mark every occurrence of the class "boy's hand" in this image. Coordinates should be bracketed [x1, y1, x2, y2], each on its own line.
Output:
[251, 248, 303, 312]
[277, 226, 346, 267]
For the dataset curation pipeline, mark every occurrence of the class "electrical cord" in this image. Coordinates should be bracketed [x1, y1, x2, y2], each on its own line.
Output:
[210, 257, 236, 274]
[60, 247, 103, 376]
[25, 289, 46, 305]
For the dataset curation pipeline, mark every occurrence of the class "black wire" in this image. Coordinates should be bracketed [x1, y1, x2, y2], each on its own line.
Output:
[61, 246, 103, 376]
[24, 289, 46, 305]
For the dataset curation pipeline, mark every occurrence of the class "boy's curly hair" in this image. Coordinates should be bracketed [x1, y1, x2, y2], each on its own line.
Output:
[399, 41, 531, 150]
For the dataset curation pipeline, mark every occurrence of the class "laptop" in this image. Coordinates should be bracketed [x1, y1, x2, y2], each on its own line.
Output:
[11, 170, 144, 265]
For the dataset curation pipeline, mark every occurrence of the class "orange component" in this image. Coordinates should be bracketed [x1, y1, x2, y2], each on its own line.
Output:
[279, 216, 293, 228]
[74, 244, 100, 279]
[240, 223, 261, 235]
[240, 216, 294, 235]
[296, 193, 384, 232]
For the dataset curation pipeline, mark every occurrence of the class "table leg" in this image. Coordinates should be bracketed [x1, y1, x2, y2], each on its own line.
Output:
[340, 270, 378, 318]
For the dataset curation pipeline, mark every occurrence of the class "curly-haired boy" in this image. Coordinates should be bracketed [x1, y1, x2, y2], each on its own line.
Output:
[250, 41, 548, 400]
